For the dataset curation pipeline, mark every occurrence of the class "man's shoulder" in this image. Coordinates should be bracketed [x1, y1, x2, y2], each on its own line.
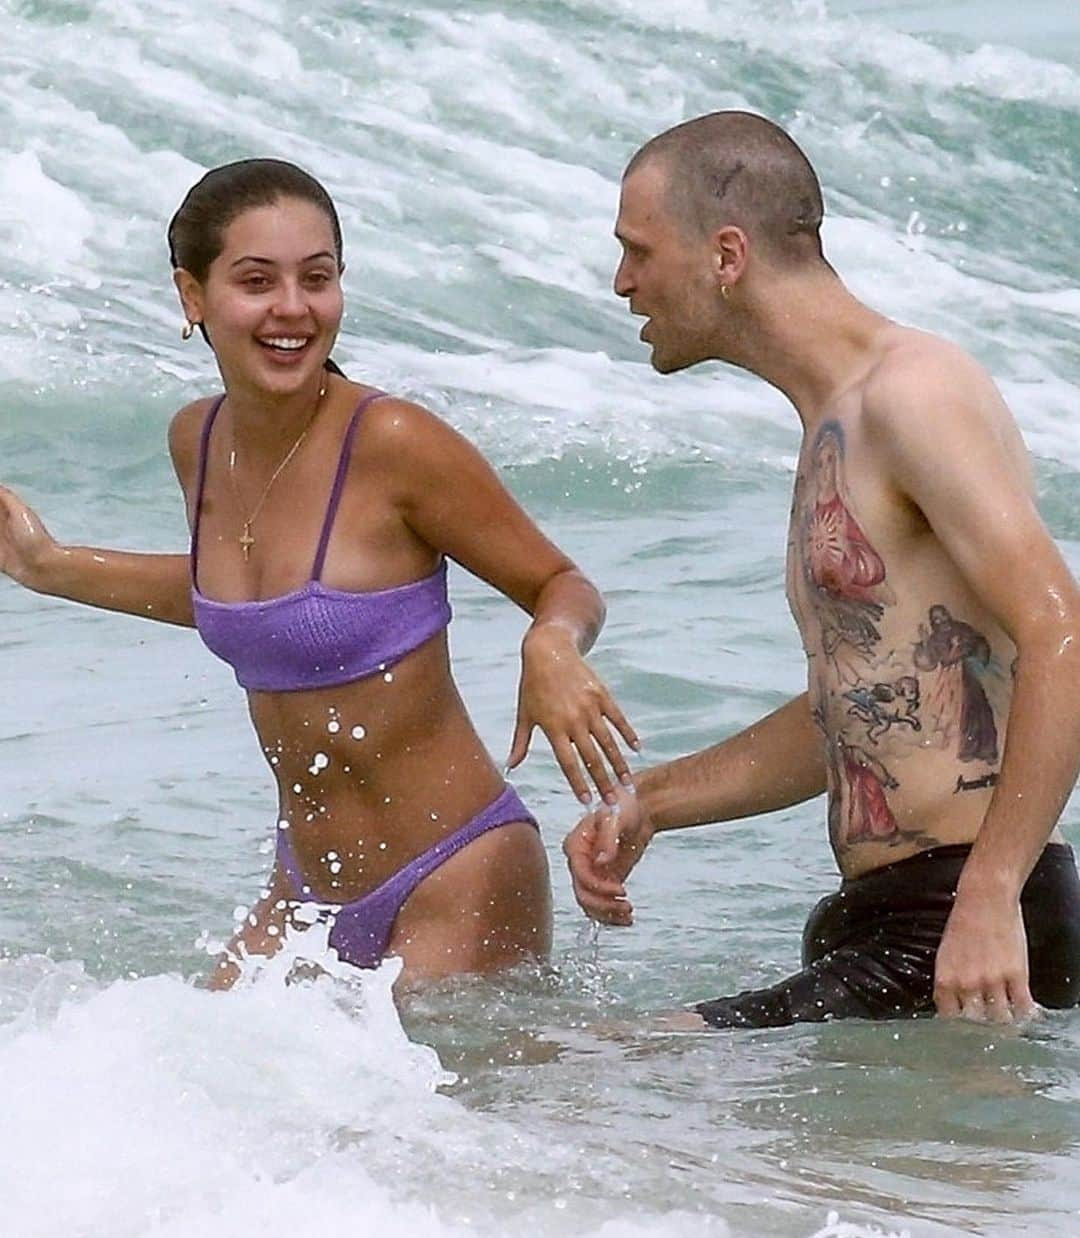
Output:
[859, 327, 1014, 458]
[863, 328, 989, 417]
[856, 328, 1032, 497]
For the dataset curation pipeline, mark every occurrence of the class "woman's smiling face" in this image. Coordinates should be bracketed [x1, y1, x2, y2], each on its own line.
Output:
[178, 195, 344, 396]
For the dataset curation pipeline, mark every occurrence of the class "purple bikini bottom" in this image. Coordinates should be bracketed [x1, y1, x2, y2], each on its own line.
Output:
[276, 784, 538, 969]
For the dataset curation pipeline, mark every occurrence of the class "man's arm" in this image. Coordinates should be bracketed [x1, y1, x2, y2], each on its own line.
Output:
[636, 692, 826, 831]
[564, 693, 827, 923]
[869, 344, 1080, 1021]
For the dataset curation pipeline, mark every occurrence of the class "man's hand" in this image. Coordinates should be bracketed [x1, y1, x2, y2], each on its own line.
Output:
[933, 888, 1036, 1023]
[563, 783, 655, 925]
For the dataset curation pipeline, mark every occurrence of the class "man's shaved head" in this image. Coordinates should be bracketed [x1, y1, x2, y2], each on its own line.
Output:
[625, 111, 826, 266]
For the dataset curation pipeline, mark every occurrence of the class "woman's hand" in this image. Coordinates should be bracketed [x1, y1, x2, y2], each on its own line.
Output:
[562, 783, 655, 925]
[507, 624, 639, 805]
[0, 485, 58, 590]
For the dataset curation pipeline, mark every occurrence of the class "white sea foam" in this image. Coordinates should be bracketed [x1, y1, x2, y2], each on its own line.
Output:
[809, 1215, 911, 1238]
[0, 953, 752, 1238]
[0, 150, 95, 275]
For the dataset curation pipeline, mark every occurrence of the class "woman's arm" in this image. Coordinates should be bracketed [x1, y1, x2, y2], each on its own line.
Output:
[0, 402, 209, 627]
[0, 484, 195, 625]
[509, 567, 639, 804]
[368, 397, 639, 803]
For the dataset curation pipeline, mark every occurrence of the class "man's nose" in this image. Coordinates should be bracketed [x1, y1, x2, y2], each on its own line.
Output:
[613, 257, 633, 298]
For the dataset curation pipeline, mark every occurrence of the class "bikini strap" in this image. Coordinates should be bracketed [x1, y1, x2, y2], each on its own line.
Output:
[311, 390, 388, 581]
[190, 395, 227, 590]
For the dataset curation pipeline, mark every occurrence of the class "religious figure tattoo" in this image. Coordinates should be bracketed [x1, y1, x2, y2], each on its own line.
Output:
[797, 429, 1005, 838]
[836, 735, 900, 843]
[800, 422, 894, 683]
[912, 603, 999, 765]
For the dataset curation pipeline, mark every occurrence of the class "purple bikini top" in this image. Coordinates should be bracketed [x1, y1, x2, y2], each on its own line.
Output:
[190, 391, 452, 693]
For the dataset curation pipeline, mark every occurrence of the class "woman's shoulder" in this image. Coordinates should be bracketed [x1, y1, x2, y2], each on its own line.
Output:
[167, 395, 221, 484]
[349, 386, 464, 461]
[168, 394, 220, 441]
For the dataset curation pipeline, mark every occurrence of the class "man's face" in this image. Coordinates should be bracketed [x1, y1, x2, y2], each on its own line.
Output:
[613, 161, 721, 374]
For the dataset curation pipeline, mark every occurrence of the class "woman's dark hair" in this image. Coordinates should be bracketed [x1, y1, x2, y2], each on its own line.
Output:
[169, 158, 347, 373]
[168, 158, 343, 281]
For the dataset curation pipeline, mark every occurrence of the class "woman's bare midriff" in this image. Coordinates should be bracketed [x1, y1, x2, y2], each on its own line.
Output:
[248, 634, 528, 899]
[209, 634, 552, 986]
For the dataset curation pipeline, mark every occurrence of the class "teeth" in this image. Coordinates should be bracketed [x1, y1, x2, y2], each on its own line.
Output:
[262, 337, 307, 350]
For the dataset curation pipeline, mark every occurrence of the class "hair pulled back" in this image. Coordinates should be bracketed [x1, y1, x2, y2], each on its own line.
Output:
[168, 158, 344, 283]
[169, 158, 347, 374]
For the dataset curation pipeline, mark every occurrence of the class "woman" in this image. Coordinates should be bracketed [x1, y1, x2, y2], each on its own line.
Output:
[0, 159, 637, 987]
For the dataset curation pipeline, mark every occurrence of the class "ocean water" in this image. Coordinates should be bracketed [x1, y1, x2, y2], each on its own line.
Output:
[1, 1, 1079, 1235]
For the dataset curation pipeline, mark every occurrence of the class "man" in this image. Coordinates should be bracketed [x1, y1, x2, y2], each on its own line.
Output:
[564, 111, 1080, 1028]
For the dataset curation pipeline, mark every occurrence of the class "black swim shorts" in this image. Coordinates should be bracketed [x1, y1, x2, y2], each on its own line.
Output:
[695, 842, 1080, 1029]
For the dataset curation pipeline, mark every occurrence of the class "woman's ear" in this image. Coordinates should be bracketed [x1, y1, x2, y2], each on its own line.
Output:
[173, 268, 204, 327]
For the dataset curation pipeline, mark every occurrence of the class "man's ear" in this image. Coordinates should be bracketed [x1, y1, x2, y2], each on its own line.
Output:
[711, 224, 749, 288]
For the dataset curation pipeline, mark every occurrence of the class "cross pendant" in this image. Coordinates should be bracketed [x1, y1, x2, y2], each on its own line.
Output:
[239, 524, 256, 561]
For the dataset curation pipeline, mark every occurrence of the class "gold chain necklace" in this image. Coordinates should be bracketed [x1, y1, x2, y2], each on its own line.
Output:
[228, 379, 327, 561]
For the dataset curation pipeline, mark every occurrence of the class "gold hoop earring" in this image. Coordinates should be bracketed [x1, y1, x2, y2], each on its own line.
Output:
[720, 284, 731, 304]
[181, 320, 197, 341]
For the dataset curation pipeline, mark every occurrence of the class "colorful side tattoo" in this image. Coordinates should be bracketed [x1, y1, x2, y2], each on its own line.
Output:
[794, 422, 1004, 854]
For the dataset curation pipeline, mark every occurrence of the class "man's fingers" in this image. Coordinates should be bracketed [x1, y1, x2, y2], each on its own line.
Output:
[938, 972, 1036, 1024]
[593, 810, 623, 866]
[571, 878, 633, 924]
[958, 991, 988, 1023]
[941, 985, 1022, 1024]
[567, 855, 630, 921]
[561, 816, 595, 857]
[570, 857, 626, 899]
[984, 986, 1015, 1025]
[1006, 975, 1037, 1023]
[564, 819, 625, 896]
[934, 981, 962, 1019]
